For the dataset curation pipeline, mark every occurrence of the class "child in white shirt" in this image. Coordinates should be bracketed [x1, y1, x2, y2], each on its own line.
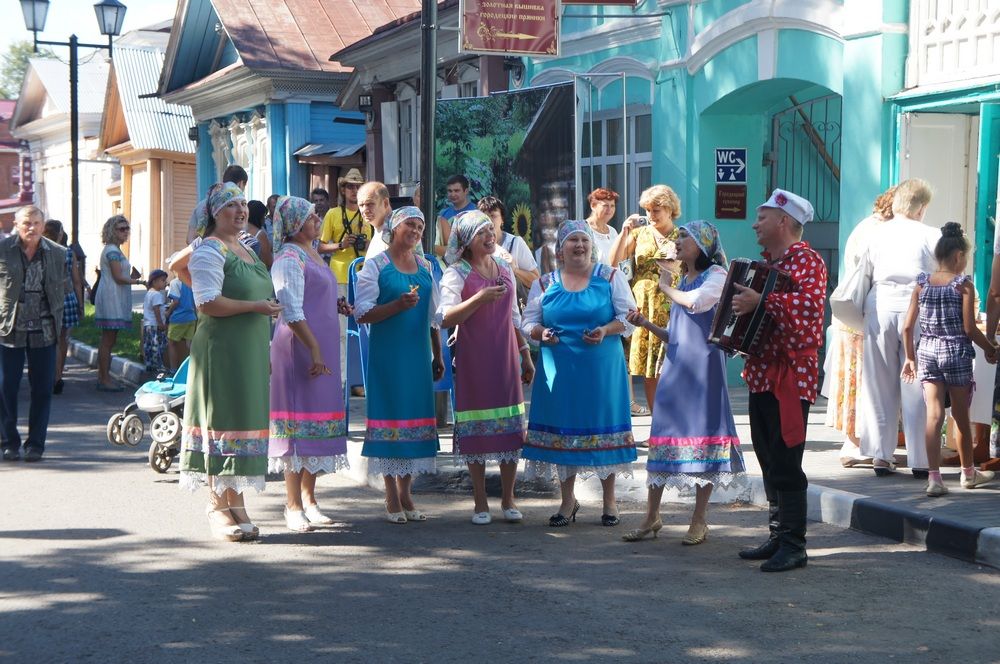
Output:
[142, 269, 169, 374]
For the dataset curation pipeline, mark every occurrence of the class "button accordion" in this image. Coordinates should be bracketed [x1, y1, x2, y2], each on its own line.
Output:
[708, 258, 794, 357]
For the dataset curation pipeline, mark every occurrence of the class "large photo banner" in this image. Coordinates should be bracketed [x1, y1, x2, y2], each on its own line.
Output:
[434, 84, 575, 267]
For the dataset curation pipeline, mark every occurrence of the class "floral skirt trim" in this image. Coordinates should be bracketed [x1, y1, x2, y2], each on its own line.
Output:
[267, 454, 349, 475]
[526, 428, 634, 451]
[524, 459, 634, 483]
[459, 450, 521, 466]
[179, 470, 265, 496]
[365, 456, 437, 478]
[270, 414, 347, 440]
[455, 411, 526, 439]
[646, 435, 741, 467]
[646, 471, 750, 502]
[183, 426, 269, 456]
[366, 417, 437, 442]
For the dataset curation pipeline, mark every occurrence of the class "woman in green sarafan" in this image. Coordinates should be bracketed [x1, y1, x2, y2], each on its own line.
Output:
[180, 182, 281, 542]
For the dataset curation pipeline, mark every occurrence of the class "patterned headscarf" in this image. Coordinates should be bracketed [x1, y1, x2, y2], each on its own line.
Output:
[680, 219, 728, 268]
[271, 196, 314, 251]
[556, 219, 598, 263]
[382, 205, 424, 245]
[209, 182, 245, 218]
[444, 210, 493, 265]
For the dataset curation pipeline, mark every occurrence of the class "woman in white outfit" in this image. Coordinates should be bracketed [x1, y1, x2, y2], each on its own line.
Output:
[859, 179, 939, 478]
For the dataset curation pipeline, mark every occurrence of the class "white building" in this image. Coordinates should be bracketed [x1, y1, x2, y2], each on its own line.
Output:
[11, 56, 118, 277]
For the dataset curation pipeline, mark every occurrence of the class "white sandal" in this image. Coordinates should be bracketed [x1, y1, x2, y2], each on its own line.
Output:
[284, 508, 314, 533]
[303, 504, 334, 525]
[385, 510, 407, 524]
[471, 512, 492, 525]
[206, 507, 243, 542]
[403, 509, 427, 522]
[502, 507, 523, 523]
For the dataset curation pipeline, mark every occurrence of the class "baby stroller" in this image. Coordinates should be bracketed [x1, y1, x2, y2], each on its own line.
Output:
[106, 358, 189, 473]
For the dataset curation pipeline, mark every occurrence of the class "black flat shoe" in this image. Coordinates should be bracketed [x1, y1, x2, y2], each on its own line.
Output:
[53, 379, 64, 395]
[601, 514, 620, 527]
[23, 448, 42, 462]
[911, 469, 929, 480]
[548, 501, 580, 527]
[1, 448, 20, 461]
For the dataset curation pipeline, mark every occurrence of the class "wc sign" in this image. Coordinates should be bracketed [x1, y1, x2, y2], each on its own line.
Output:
[715, 148, 747, 183]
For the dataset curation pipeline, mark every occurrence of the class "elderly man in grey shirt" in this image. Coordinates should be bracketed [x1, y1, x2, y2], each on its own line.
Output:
[0, 205, 65, 462]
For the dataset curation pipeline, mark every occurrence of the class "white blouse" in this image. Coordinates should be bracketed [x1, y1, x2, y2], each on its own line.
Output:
[521, 264, 636, 339]
[188, 238, 227, 306]
[271, 245, 309, 324]
[437, 259, 522, 330]
[677, 264, 727, 315]
[353, 252, 442, 328]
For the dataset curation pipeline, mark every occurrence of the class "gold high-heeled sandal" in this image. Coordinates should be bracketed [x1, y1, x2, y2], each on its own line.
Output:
[622, 518, 663, 542]
[682, 522, 709, 545]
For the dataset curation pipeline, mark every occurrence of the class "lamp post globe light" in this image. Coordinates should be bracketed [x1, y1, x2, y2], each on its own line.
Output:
[19, 0, 128, 248]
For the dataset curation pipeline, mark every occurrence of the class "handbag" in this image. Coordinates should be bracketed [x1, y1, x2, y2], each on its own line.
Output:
[829, 249, 872, 331]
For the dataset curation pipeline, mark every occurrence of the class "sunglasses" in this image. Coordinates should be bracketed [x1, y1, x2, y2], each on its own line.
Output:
[116, 226, 131, 231]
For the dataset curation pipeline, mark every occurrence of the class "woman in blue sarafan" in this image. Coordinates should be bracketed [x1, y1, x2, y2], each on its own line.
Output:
[521, 220, 638, 528]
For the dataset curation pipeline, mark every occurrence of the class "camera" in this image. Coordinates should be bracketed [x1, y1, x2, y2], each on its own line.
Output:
[633, 216, 650, 227]
[352, 234, 368, 252]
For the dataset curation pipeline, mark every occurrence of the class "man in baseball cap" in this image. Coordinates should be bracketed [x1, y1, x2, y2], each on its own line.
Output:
[731, 188, 827, 572]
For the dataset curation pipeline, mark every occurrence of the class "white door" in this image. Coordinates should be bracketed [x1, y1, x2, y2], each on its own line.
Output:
[898, 113, 979, 252]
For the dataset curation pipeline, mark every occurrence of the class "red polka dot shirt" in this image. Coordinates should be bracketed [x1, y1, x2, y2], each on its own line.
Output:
[742, 241, 828, 403]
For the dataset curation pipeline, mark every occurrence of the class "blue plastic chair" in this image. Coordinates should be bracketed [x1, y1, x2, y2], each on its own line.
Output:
[344, 257, 369, 431]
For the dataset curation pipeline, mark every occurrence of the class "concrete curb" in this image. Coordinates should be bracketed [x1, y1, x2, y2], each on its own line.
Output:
[745, 477, 999, 570]
[68, 339, 144, 386]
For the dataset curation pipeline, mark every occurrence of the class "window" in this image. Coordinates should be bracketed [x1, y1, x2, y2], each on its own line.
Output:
[580, 111, 653, 228]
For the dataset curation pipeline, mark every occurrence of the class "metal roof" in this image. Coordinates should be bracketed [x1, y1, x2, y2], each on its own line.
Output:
[28, 57, 109, 115]
[112, 46, 195, 154]
[293, 142, 365, 158]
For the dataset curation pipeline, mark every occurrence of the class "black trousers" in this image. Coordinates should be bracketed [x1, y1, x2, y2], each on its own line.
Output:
[748, 392, 810, 494]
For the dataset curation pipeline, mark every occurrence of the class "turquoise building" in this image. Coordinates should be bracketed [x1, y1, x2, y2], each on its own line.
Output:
[522, 0, 1000, 302]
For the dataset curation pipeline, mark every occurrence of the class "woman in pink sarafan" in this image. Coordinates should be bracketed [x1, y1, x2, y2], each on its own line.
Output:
[624, 220, 746, 545]
[268, 196, 352, 533]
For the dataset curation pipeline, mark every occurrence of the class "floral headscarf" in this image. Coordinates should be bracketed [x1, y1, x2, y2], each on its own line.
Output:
[680, 219, 728, 268]
[444, 210, 493, 265]
[272, 196, 314, 251]
[382, 205, 423, 245]
[192, 182, 246, 238]
[556, 219, 598, 263]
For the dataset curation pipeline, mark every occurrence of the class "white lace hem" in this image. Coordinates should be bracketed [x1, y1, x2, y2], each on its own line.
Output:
[179, 471, 265, 496]
[267, 454, 350, 475]
[524, 459, 634, 483]
[646, 471, 751, 503]
[365, 456, 437, 478]
[459, 450, 521, 466]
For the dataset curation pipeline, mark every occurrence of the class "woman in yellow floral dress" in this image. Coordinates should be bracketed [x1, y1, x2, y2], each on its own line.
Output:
[609, 185, 682, 416]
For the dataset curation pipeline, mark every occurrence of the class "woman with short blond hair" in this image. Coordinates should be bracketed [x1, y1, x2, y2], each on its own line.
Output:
[94, 215, 144, 391]
[609, 184, 683, 417]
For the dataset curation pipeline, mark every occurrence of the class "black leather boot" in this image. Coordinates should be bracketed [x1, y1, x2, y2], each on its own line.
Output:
[761, 490, 808, 572]
[738, 499, 780, 560]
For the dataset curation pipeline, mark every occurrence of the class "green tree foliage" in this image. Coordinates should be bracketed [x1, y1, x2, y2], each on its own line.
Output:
[0, 40, 57, 100]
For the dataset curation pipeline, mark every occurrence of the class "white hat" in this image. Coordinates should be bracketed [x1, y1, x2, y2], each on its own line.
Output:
[758, 189, 814, 225]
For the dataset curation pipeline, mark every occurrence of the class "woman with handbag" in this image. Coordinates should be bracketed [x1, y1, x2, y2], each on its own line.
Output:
[858, 179, 940, 478]
[608, 185, 682, 417]
[438, 211, 535, 525]
[823, 187, 895, 467]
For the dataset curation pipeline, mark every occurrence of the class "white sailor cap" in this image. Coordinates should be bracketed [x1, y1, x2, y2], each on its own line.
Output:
[758, 189, 814, 225]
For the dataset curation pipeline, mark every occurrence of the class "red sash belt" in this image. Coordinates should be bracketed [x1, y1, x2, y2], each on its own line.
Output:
[765, 347, 818, 448]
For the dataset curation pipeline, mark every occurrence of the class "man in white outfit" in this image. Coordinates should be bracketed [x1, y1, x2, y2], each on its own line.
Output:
[858, 178, 939, 477]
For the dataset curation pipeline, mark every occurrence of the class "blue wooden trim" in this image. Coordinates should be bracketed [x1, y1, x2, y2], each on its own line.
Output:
[267, 103, 288, 196]
[196, 122, 214, 196]
[285, 102, 311, 197]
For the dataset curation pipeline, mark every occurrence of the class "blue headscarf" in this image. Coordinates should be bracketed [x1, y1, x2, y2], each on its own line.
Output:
[556, 219, 598, 263]
[680, 219, 728, 268]
[444, 210, 493, 265]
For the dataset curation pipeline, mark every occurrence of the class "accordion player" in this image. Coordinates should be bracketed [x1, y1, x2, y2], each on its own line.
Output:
[708, 258, 793, 356]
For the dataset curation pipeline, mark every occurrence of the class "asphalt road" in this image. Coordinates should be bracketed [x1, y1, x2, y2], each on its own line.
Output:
[1, 360, 998, 664]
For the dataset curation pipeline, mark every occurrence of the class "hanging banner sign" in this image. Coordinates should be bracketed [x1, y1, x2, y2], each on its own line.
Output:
[460, 0, 560, 57]
[563, 0, 636, 4]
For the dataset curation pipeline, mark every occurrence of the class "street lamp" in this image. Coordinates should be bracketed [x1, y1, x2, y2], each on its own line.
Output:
[20, 0, 128, 248]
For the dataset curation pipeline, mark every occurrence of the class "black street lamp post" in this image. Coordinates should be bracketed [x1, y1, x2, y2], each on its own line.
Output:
[20, 0, 127, 247]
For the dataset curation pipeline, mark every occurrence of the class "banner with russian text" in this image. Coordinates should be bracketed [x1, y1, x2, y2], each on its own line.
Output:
[460, 0, 560, 57]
